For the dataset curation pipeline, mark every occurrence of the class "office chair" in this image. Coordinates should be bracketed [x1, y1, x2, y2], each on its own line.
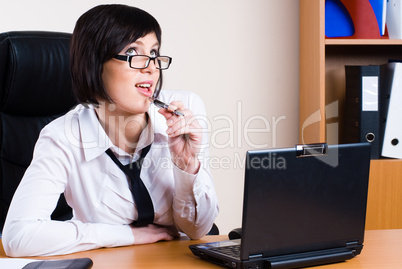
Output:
[207, 223, 219, 235]
[0, 31, 77, 233]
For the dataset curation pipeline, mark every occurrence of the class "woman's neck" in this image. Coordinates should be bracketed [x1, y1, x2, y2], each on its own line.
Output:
[95, 105, 148, 154]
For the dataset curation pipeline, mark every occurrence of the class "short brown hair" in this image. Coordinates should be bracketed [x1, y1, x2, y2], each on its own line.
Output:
[70, 4, 163, 105]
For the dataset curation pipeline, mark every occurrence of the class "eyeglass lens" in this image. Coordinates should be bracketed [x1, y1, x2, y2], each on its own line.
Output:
[131, 56, 170, 69]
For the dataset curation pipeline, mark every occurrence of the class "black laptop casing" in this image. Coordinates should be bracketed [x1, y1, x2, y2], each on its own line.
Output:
[190, 143, 371, 269]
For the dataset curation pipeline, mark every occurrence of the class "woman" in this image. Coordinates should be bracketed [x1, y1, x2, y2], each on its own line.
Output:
[2, 4, 219, 257]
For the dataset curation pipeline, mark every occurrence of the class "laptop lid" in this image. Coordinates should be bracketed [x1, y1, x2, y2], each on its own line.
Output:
[240, 142, 371, 261]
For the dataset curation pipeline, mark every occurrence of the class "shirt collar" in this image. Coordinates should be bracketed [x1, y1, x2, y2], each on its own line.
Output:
[148, 102, 168, 136]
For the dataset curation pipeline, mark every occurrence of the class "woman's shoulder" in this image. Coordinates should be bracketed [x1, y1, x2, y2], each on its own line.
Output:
[39, 104, 88, 139]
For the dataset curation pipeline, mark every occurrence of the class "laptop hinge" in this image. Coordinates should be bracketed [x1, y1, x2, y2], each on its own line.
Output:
[266, 248, 357, 269]
[296, 143, 328, 157]
[249, 253, 263, 259]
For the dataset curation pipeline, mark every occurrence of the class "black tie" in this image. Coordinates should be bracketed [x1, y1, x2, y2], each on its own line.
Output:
[105, 144, 154, 226]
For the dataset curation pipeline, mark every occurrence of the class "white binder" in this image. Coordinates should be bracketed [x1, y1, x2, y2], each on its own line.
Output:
[382, 62, 402, 158]
[387, 0, 402, 39]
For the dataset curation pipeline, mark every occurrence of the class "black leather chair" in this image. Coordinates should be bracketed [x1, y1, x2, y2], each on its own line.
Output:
[0, 31, 77, 233]
[207, 223, 219, 235]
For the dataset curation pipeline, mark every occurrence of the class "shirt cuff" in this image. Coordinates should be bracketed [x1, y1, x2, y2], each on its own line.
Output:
[173, 162, 200, 200]
[97, 223, 134, 247]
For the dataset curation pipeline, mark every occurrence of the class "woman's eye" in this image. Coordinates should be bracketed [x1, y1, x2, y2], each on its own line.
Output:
[150, 50, 157, 57]
[126, 48, 137, 56]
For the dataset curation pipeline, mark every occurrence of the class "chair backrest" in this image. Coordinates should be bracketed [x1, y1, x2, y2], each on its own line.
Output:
[0, 31, 77, 232]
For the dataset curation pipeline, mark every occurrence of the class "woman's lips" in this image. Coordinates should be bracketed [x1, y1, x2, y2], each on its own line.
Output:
[136, 83, 152, 88]
[135, 82, 153, 97]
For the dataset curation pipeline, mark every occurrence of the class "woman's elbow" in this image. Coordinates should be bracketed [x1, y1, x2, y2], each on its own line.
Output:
[2, 231, 24, 257]
[183, 222, 214, 240]
[2, 221, 38, 257]
[3, 242, 22, 257]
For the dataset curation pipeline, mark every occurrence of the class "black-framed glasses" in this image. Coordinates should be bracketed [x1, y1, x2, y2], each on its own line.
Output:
[114, 55, 172, 70]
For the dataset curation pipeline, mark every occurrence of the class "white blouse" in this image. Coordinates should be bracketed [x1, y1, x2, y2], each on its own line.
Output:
[2, 90, 219, 257]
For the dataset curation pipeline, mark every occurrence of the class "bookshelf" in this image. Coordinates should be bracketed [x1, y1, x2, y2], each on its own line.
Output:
[299, 0, 402, 229]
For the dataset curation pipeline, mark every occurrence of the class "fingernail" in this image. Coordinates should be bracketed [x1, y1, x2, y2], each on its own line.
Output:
[168, 104, 178, 111]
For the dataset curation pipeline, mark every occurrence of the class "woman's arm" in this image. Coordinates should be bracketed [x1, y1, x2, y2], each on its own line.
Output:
[171, 162, 219, 239]
[157, 92, 219, 239]
[2, 130, 134, 257]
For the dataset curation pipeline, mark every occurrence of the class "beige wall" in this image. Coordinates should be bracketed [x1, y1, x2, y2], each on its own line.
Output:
[0, 0, 300, 235]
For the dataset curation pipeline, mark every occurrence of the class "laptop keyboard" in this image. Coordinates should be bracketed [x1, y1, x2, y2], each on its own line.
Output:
[212, 245, 241, 258]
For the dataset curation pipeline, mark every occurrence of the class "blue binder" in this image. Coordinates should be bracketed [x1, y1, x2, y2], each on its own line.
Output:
[369, 0, 386, 35]
[325, 0, 386, 37]
[325, 0, 355, 37]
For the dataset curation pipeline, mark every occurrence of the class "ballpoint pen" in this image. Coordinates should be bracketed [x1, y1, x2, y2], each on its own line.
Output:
[149, 97, 185, 116]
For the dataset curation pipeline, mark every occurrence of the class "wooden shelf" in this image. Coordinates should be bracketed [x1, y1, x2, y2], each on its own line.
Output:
[300, 0, 402, 229]
[326, 39, 402, 45]
[366, 160, 402, 229]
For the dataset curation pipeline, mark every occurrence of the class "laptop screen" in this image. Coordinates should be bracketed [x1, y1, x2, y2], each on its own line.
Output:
[240, 143, 371, 260]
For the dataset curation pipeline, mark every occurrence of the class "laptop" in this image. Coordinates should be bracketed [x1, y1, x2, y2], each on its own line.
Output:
[189, 143, 371, 269]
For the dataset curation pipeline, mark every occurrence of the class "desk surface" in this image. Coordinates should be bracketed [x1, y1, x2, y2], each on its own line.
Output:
[1, 230, 402, 268]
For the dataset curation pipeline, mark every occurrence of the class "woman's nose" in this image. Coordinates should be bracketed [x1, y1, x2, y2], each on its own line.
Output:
[142, 58, 158, 73]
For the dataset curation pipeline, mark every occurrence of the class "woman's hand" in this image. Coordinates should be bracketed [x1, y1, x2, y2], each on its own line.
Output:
[158, 101, 203, 174]
[131, 224, 179, 244]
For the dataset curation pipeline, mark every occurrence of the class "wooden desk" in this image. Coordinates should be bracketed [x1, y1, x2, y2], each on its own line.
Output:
[1, 230, 402, 268]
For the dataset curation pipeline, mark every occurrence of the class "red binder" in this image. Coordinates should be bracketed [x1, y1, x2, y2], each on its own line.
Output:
[326, 0, 389, 39]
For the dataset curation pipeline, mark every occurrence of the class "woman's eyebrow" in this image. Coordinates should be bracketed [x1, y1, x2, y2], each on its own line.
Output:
[132, 39, 160, 47]
[122, 39, 160, 53]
